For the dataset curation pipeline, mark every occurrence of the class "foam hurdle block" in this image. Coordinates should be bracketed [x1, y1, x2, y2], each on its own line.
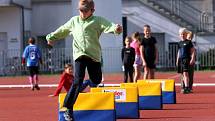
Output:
[120, 83, 138, 88]
[91, 87, 139, 119]
[138, 79, 176, 104]
[59, 92, 116, 121]
[136, 81, 162, 110]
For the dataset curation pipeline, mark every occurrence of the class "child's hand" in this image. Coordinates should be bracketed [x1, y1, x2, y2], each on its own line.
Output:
[48, 94, 55, 97]
[122, 66, 125, 71]
[47, 40, 54, 49]
[142, 61, 146, 66]
[115, 24, 123, 33]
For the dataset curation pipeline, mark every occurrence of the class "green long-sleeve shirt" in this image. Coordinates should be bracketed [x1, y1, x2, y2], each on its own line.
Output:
[46, 15, 121, 62]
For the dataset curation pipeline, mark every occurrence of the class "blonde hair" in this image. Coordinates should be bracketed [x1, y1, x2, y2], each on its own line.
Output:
[187, 31, 193, 37]
[179, 27, 189, 34]
[125, 36, 132, 42]
[132, 32, 140, 40]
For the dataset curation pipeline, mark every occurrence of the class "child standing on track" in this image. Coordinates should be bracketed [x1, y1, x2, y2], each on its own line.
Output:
[130, 32, 142, 82]
[176, 28, 195, 94]
[180, 30, 196, 93]
[140, 25, 158, 79]
[121, 36, 135, 83]
[186, 31, 196, 92]
[46, 0, 122, 120]
[49, 64, 74, 97]
[22, 37, 42, 91]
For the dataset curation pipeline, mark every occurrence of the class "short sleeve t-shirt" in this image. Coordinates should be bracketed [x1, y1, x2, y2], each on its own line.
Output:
[130, 40, 140, 55]
[22, 44, 42, 67]
[178, 40, 193, 59]
[141, 36, 157, 60]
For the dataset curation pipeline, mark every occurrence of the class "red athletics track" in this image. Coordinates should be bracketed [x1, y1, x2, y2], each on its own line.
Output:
[0, 71, 215, 121]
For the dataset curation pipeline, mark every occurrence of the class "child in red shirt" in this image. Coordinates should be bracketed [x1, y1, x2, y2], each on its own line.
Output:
[49, 64, 74, 97]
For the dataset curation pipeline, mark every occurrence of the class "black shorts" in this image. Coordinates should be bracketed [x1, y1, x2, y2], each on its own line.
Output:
[28, 66, 39, 77]
[145, 59, 156, 69]
[177, 58, 190, 73]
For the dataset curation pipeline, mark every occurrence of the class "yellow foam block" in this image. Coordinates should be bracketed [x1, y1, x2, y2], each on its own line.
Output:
[138, 79, 175, 91]
[137, 81, 161, 96]
[91, 87, 138, 102]
[120, 83, 138, 88]
[59, 92, 115, 111]
[59, 93, 67, 111]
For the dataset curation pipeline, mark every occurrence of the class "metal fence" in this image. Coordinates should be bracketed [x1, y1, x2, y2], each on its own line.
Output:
[0, 44, 215, 76]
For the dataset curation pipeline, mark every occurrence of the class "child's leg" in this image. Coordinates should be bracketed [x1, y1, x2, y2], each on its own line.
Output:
[29, 76, 34, 86]
[143, 66, 149, 79]
[183, 72, 189, 87]
[87, 59, 102, 85]
[63, 58, 87, 119]
[80, 79, 97, 92]
[123, 65, 129, 83]
[133, 65, 140, 83]
[128, 66, 134, 83]
[34, 74, 38, 85]
[183, 71, 190, 94]
[149, 68, 155, 79]
[182, 58, 191, 93]
[28, 67, 35, 90]
[189, 65, 194, 90]
[33, 67, 40, 90]
[180, 74, 185, 93]
[34, 74, 40, 90]
[80, 80, 90, 92]
[178, 59, 185, 91]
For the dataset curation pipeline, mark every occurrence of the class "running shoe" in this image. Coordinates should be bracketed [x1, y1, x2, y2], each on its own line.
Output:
[64, 109, 74, 121]
[31, 85, 34, 91]
[34, 84, 40, 90]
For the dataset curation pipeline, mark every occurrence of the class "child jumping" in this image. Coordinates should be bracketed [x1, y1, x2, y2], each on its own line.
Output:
[46, 0, 122, 120]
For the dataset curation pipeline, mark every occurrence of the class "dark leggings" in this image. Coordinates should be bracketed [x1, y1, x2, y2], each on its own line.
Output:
[123, 64, 134, 83]
[63, 56, 102, 114]
[181, 65, 194, 89]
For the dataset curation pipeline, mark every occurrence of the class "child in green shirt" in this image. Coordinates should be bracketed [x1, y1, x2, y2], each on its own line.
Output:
[46, 0, 122, 120]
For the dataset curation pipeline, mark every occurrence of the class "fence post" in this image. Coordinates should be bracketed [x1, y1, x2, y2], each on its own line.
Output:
[195, 34, 199, 71]
[48, 48, 53, 74]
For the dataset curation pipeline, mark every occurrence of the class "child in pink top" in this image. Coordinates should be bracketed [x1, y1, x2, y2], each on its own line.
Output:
[130, 32, 142, 82]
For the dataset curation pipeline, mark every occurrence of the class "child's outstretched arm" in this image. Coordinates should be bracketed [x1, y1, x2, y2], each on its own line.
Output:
[48, 74, 65, 97]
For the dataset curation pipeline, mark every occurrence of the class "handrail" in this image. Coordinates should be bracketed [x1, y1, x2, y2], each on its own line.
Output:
[147, 0, 214, 32]
[180, 0, 202, 13]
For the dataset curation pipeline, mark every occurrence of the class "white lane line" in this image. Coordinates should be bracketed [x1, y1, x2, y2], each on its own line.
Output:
[0, 83, 215, 88]
[0, 84, 58, 88]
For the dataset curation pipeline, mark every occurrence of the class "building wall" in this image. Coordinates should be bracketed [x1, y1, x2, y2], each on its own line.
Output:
[31, 2, 73, 48]
[12, 0, 31, 8]
[0, 6, 22, 53]
[24, 9, 32, 32]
